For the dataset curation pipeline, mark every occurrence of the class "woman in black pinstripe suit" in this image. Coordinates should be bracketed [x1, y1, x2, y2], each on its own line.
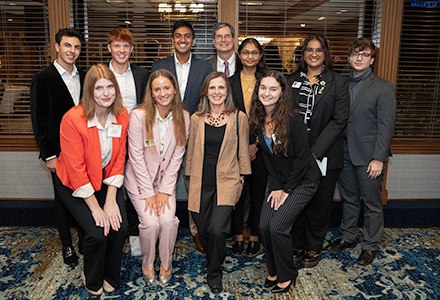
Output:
[248, 70, 321, 294]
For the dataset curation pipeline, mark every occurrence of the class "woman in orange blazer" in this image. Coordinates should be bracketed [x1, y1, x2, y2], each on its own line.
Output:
[54, 64, 129, 296]
[124, 69, 190, 285]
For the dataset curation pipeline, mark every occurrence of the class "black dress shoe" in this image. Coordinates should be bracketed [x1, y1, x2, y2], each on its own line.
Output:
[301, 249, 321, 268]
[293, 247, 304, 264]
[231, 241, 244, 257]
[272, 279, 296, 294]
[264, 278, 277, 288]
[62, 246, 78, 267]
[246, 241, 260, 257]
[327, 238, 356, 253]
[209, 284, 223, 294]
[357, 250, 377, 266]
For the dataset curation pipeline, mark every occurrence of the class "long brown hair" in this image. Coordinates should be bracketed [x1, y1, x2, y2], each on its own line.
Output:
[81, 64, 124, 120]
[137, 69, 187, 150]
[248, 70, 293, 156]
[196, 71, 236, 116]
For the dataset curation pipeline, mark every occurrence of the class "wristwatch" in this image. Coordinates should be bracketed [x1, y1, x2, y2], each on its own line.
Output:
[239, 179, 245, 185]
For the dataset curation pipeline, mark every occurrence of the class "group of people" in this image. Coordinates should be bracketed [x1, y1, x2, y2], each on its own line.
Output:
[30, 19, 396, 296]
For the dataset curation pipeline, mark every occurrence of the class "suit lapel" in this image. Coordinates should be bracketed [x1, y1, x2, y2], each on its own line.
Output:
[218, 112, 235, 160]
[48, 64, 75, 106]
[314, 70, 333, 107]
[131, 64, 142, 104]
[153, 121, 161, 159]
[236, 73, 246, 112]
[162, 119, 175, 155]
[184, 55, 197, 101]
[350, 72, 374, 114]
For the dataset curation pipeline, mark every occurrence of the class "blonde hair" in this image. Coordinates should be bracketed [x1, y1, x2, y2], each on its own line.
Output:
[81, 64, 124, 120]
[137, 69, 187, 151]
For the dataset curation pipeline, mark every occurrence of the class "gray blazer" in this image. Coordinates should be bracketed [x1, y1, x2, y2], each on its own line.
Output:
[151, 54, 213, 114]
[345, 71, 396, 166]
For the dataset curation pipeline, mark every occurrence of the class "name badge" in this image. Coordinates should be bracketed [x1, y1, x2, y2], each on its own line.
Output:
[292, 81, 302, 88]
[108, 124, 122, 138]
[144, 139, 156, 147]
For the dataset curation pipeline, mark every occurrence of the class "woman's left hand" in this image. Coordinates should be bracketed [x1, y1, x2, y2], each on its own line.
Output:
[103, 200, 122, 232]
[268, 190, 289, 211]
[157, 192, 170, 215]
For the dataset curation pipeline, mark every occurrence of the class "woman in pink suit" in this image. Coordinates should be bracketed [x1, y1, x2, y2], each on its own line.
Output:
[124, 69, 189, 285]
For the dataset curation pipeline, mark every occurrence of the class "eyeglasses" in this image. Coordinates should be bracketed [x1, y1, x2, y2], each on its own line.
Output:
[241, 50, 260, 56]
[215, 34, 233, 40]
[304, 48, 324, 54]
[352, 52, 371, 59]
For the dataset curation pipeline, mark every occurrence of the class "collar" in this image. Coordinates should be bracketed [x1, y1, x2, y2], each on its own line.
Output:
[109, 60, 132, 76]
[217, 53, 235, 65]
[88, 113, 117, 129]
[155, 108, 173, 123]
[54, 60, 78, 76]
[174, 53, 192, 67]
[350, 68, 372, 82]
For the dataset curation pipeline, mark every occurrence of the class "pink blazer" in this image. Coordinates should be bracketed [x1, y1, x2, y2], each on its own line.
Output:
[124, 108, 190, 199]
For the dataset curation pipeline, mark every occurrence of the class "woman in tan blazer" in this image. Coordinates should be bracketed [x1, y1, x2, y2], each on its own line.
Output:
[186, 71, 251, 294]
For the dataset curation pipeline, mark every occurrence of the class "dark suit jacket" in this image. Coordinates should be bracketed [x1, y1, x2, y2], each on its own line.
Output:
[151, 54, 213, 115]
[207, 53, 239, 76]
[345, 72, 396, 166]
[229, 71, 257, 144]
[108, 62, 149, 105]
[30, 63, 85, 161]
[286, 69, 350, 170]
[257, 113, 321, 193]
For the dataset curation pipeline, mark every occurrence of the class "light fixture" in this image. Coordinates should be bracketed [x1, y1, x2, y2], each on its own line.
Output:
[158, 3, 172, 13]
[8, 19, 13, 22]
[190, 3, 204, 13]
[241, 1, 263, 5]
[318, 16, 326, 20]
[124, 20, 131, 24]
[300, 23, 306, 27]
[175, 2, 187, 13]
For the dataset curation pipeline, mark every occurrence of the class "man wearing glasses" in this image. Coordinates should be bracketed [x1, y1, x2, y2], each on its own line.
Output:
[207, 22, 238, 77]
[328, 38, 396, 266]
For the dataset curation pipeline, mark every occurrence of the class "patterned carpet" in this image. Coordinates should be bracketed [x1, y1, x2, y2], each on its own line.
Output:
[1, 226, 439, 300]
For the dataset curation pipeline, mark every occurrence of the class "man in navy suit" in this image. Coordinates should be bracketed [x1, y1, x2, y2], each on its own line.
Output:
[151, 20, 212, 115]
[151, 20, 212, 252]
[328, 38, 396, 266]
[107, 27, 150, 257]
[30, 28, 86, 267]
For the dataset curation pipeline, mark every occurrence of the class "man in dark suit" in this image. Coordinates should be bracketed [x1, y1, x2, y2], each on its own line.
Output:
[30, 28, 86, 267]
[328, 38, 396, 266]
[151, 20, 212, 252]
[151, 20, 212, 115]
[107, 27, 150, 257]
[207, 22, 238, 78]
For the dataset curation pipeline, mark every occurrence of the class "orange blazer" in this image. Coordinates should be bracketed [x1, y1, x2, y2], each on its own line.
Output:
[56, 105, 129, 194]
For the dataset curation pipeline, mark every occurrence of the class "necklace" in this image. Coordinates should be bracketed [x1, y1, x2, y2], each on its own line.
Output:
[206, 112, 225, 126]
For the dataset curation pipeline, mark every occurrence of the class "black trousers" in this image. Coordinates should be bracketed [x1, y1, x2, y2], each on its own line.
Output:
[54, 174, 128, 291]
[125, 190, 140, 236]
[290, 169, 340, 251]
[231, 149, 268, 236]
[50, 172, 84, 250]
[260, 182, 318, 283]
[192, 189, 233, 287]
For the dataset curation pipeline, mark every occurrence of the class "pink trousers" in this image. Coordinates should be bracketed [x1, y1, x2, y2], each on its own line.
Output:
[128, 190, 179, 271]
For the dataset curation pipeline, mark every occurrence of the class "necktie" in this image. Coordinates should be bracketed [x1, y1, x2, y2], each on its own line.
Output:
[224, 61, 230, 77]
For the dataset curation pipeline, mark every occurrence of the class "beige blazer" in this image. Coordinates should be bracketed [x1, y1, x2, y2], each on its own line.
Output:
[186, 110, 251, 213]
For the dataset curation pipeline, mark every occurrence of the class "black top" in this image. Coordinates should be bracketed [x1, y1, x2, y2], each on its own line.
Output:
[257, 112, 321, 194]
[202, 123, 226, 189]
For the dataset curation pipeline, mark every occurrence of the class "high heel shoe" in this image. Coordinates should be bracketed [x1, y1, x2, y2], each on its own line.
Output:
[143, 273, 155, 284]
[103, 279, 115, 293]
[159, 273, 172, 285]
[81, 271, 103, 295]
[264, 277, 277, 288]
[272, 279, 296, 294]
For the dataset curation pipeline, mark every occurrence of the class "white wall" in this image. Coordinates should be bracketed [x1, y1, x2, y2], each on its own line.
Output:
[0, 152, 439, 200]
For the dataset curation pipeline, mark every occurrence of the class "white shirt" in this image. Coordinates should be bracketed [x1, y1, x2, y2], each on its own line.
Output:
[54, 60, 81, 105]
[155, 109, 173, 163]
[109, 61, 137, 114]
[72, 113, 124, 198]
[216, 54, 236, 77]
[174, 53, 192, 101]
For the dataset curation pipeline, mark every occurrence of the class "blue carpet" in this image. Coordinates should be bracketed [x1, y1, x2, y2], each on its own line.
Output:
[1, 227, 439, 299]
